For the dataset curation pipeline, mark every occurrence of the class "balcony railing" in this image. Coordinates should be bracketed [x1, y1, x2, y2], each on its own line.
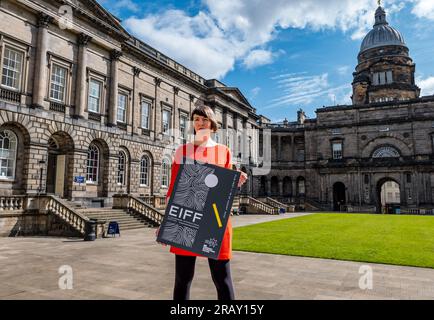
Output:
[0, 87, 21, 103]
[49, 101, 66, 113]
[88, 112, 101, 122]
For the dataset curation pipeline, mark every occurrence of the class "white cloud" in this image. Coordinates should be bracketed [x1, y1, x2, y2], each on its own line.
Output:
[100, 0, 139, 14]
[250, 87, 261, 98]
[265, 72, 352, 109]
[412, 0, 434, 20]
[242, 49, 274, 69]
[337, 66, 351, 76]
[123, 0, 410, 79]
[417, 76, 434, 96]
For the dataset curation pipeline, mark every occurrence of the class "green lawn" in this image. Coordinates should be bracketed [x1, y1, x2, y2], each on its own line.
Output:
[233, 213, 434, 268]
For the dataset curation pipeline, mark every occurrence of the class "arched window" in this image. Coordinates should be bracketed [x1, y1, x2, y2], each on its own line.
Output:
[0, 130, 17, 179]
[117, 151, 126, 185]
[86, 144, 99, 183]
[297, 177, 306, 196]
[161, 158, 170, 187]
[140, 155, 150, 186]
[372, 146, 400, 158]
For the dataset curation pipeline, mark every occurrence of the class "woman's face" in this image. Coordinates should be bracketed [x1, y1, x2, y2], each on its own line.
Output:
[193, 114, 212, 139]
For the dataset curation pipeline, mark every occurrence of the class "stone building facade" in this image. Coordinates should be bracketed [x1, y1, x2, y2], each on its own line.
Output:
[257, 5, 434, 213]
[0, 0, 261, 210]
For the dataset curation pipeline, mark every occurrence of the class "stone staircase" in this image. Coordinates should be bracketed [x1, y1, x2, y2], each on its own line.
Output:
[74, 207, 155, 231]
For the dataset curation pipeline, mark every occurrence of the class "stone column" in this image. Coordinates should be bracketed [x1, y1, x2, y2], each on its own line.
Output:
[222, 107, 228, 147]
[277, 135, 282, 161]
[32, 13, 53, 109]
[75, 33, 92, 118]
[131, 67, 141, 135]
[267, 179, 271, 196]
[242, 118, 248, 164]
[173, 87, 179, 142]
[153, 77, 162, 141]
[108, 50, 122, 126]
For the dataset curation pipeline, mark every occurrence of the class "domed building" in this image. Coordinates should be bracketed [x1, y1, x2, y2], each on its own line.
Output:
[352, 6, 420, 104]
[257, 5, 434, 215]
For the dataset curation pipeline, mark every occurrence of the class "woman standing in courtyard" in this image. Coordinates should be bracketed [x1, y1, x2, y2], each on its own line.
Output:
[157, 102, 247, 300]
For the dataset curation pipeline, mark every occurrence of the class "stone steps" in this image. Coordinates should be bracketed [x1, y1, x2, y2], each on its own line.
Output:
[71, 205, 153, 231]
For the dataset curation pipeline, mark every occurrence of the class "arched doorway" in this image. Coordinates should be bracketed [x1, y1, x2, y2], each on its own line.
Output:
[296, 176, 305, 197]
[283, 176, 292, 197]
[333, 182, 346, 211]
[377, 178, 401, 214]
[46, 132, 74, 198]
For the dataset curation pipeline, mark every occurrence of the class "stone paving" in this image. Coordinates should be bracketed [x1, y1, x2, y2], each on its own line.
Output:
[1, 212, 434, 300]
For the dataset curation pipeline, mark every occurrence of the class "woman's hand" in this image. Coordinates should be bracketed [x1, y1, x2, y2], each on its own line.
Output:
[155, 227, 167, 247]
[238, 171, 248, 188]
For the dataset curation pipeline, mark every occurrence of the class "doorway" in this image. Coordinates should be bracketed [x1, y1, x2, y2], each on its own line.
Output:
[333, 182, 346, 211]
[377, 179, 401, 214]
[46, 133, 73, 198]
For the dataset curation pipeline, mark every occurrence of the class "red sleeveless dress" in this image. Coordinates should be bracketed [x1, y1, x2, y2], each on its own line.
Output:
[165, 143, 233, 260]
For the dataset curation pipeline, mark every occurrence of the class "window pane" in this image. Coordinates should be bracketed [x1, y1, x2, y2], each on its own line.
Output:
[2, 47, 23, 90]
[50, 64, 67, 102]
[0, 130, 17, 179]
[163, 110, 170, 134]
[117, 94, 127, 123]
[88, 80, 101, 113]
[141, 101, 150, 129]
[140, 156, 149, 185]
[180, 116, 187, 139]
[379, 72, 386, 85]
[86, 144, 99, 182]
[386, 71, 393, 84]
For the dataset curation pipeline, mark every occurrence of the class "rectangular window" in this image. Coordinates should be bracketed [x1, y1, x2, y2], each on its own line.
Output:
[379, 72, 386, 85]
[117, 93, 127, 123]
[386, 71, 393, 84]
[373, 71, 393, 85]
[162, 109, 171, 135]
[332, 142, 343, 159]
[373, 73, 379, 85]
[2, 47, 24, 90]
[50, 64, 67, 102]
[395, 192, 400, 201]
[297, 149, 305, 161]
[141, 100, 150, 129]
[180, 114, 187, 140]
[88, 79, 102, 113]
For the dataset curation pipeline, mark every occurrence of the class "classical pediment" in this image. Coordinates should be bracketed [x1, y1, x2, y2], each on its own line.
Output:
[55, 0, 130, 39]
[218, 87, 252, 108]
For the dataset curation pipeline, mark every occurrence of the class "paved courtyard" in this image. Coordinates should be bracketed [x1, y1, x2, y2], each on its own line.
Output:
[1, 212, 434, 300]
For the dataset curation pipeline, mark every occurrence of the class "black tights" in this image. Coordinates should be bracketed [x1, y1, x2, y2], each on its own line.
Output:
[173, 255, 235, 300]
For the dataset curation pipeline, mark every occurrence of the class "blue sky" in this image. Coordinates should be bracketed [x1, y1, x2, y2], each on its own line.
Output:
[99, 0, 434, 122]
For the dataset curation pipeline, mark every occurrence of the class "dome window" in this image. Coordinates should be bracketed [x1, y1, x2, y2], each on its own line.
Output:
[372, 71, 393, 85]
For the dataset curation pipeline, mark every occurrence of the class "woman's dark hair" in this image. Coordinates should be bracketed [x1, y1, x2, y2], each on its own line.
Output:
[191, 103, 218, 133]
